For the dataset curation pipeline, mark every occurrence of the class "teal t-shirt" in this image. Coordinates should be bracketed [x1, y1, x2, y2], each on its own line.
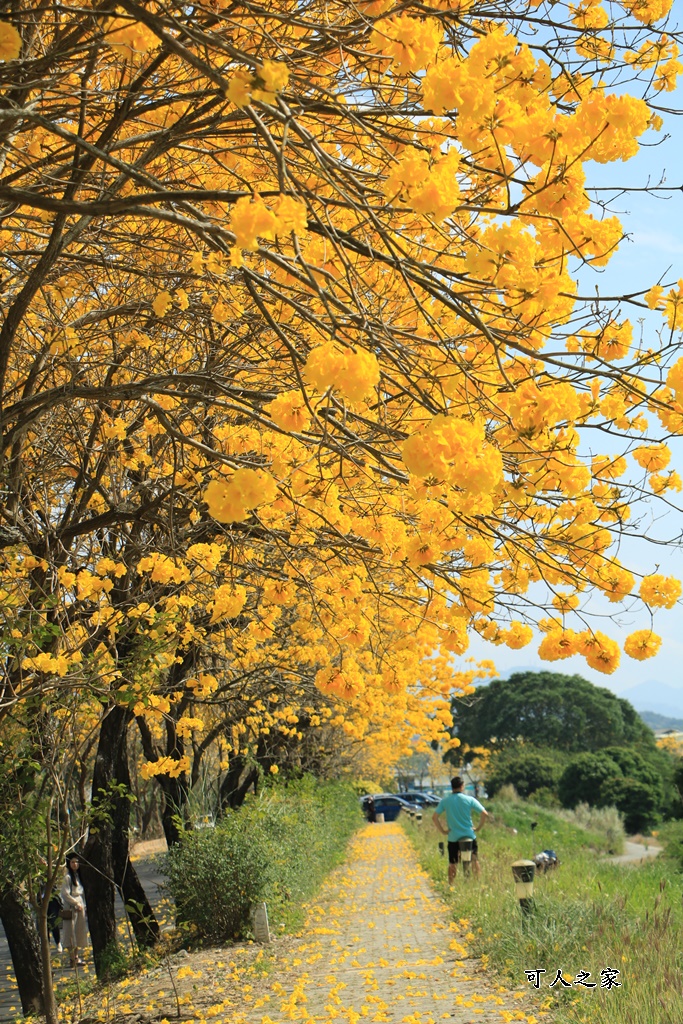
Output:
[436, 792, 485, 842]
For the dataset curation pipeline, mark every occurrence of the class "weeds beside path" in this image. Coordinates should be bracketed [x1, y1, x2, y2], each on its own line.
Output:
[404, 806, 683, 1024]
[79, 822, 544, 1024]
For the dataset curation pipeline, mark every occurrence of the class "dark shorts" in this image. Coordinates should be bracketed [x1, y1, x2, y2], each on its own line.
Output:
[448, 839, 478, 864]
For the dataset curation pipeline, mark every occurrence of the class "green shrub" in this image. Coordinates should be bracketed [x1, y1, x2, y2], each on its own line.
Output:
[166, 816, 270, 943]
[494, 783, 520, 802]
[660, 819, 683, 867]
[533, 786, 561, 809]
[164, 778, 361, 943]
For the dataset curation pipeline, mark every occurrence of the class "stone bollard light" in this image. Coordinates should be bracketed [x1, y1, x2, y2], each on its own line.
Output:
[458, 838, 474, 874]
[511, 859, 536, 914]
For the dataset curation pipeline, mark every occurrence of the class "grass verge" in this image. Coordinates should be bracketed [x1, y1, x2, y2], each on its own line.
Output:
[404, 799, 683, 1024]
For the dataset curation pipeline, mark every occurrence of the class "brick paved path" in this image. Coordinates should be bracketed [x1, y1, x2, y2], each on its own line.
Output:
[237, 823, 539, 1024]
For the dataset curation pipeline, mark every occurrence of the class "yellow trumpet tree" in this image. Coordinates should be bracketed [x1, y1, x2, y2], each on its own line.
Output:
[2, 0, 682, 720]
[2, 0, 683, 1006]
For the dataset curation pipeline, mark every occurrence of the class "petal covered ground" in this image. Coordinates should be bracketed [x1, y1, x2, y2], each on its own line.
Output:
[237, 823, 543, 1024]
[76, 823, 545, 1024]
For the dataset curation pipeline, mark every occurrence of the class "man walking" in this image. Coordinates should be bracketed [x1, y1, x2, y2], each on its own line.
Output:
[433, 776, 489, 883]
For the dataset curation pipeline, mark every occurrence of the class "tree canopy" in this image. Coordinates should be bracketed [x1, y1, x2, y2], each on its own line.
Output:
[452, 671, 655, 753]
[558, 749, 664, 831]
[2, 0, 683, 760]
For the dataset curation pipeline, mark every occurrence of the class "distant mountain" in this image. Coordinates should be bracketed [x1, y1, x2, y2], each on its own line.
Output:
[639, 710, 683, 732]
[616, 680, 683, 720]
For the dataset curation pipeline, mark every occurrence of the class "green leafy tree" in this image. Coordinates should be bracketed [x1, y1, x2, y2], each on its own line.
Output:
[486, 746, 566, 799]
[453, 672, 654, 753]
[559, 751, 664, 832]
[602, 747, 664, 804]
[558, 752, 623, 809]
[599, 778, 660, 835]
[673, 759, 683, 804]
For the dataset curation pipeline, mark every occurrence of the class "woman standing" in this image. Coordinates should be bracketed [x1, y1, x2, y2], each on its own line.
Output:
[60, 853, 88, 968]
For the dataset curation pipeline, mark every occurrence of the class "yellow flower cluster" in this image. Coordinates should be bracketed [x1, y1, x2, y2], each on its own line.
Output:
[639, 574, 681, 608]
[229, 194, 307, 251]
[624, 629, 662, 660]
[385, 149, 461, 221]
[500, 380, 582, 437]
[138, 553, 191, 585]
[175, 716, 205, 738]
[305, 342, 380, 402]
[372, 15, 442, 73]
[227, 59, 289, 107]
[538, 628, 622, 674]
[266, 390, 312, 432]
[203, 468, 278, 523]
[140, 755, 190, 780]
[21, 652, 72, 677]
[0, 21, 21, 61]
[105, 16, 159, 55]
[622, 0, 673, 23]
[632, 443, 670, 471]
[402, 415, 503, 495]
[207, 584, 247, 624]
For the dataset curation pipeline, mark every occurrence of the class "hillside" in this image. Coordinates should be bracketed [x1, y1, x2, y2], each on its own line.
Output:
[639, 710, 683, 731]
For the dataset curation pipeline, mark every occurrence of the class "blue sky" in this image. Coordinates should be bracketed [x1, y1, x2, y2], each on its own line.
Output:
[460, 7, 683, 714]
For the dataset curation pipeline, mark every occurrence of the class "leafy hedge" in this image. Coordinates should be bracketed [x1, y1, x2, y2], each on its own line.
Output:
[164, 778, 360, 943]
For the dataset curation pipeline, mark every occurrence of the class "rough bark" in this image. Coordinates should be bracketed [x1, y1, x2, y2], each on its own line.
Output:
[36, 896, 58, 1024]
[219, 754, 258, 811]
[116, 857, 160, 948]
[80, 716, 122, 975]
[82, 703, 161, 972]
[110, 716, 159, 947]
[156, 774, 190, 847]
[135, 714, 189, 846]
[0, 884, 44, 1016]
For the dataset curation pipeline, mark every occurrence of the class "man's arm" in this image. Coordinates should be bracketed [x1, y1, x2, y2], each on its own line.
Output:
[433, 811, 448, 835]
[473, 809, 489, 833]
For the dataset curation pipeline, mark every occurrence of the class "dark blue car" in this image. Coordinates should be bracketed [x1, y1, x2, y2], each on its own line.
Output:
[395, 790, 440, 807]
[360, 793, 421, 822]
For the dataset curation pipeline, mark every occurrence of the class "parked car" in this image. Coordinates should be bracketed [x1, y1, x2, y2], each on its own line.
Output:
[396, 790, 440, 807]
[360, 794, 419, 822]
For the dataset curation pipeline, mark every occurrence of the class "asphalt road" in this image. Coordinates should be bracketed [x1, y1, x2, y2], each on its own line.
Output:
[605, 839, 663, 864]
[0, 856, 168, 1021]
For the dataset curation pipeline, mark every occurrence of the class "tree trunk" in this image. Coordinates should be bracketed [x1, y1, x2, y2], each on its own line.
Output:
[81, 704, 130, 976]
[36, 895, 58, 1024]
[110, 717, 159, 947]
[135, 714, 189, 847]
[157, 775, 189, 846]
[0, 885, 44, 1017]
[116, 858, 160, 948]
[220, 755, 258, 811]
